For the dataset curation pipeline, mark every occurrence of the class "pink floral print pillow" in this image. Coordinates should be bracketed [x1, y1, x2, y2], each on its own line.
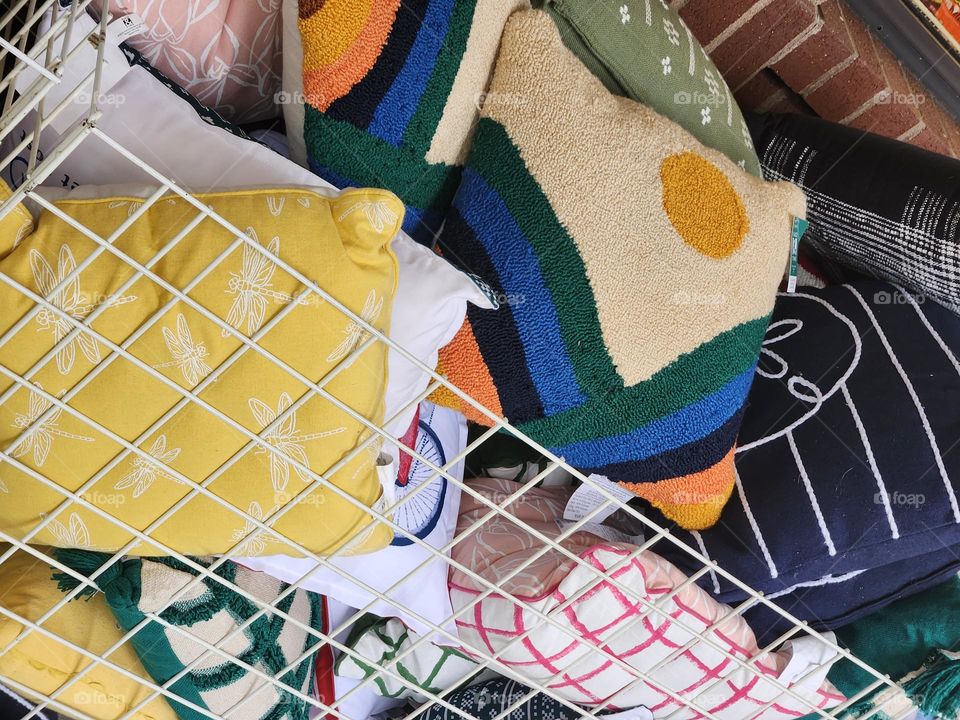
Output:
[102, 0, 282, 123]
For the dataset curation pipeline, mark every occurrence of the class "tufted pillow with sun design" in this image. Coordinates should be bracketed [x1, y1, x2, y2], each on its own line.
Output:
[431, 10, 807, 530]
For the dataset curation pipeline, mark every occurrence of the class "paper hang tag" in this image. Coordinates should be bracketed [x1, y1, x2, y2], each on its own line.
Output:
[786, 216, 809, 293]
[14, 13, 143, 135]
[563, 474, 636, 524]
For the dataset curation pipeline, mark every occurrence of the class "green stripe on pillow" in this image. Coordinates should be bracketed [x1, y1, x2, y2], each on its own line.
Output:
[402, 0, 476, 153]
[469, 117, 622, 397]
[303, 106, 461, 210]
[519, 314, 770, 447]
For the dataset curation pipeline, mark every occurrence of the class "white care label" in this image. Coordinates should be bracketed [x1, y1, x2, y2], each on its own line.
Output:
[14, 13, 144, 134]
[111, 13, 148, 43]
[563, 474, 637, 524]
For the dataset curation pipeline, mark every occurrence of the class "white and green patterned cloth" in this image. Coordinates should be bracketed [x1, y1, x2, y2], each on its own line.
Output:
[54, 551, 325, 720]
[336, 615, 477, 703]
[536, 0, 762, 175]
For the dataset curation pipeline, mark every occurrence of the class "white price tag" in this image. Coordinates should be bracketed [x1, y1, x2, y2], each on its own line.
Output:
[563, 474, 636, 524]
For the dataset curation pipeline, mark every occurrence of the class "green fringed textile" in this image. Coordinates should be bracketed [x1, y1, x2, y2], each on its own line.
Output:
[816, 576, 960, 720]
[902, 651, 960, 719]
[51, 549, 116, 599]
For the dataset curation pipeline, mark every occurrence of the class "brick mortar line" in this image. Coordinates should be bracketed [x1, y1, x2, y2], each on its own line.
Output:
[796, 51, 859, 96]
[898, 121, 928, 142]
[703, 0, 776, 54]
[838, 86, 893, 125]
[732, 15, 825, 93]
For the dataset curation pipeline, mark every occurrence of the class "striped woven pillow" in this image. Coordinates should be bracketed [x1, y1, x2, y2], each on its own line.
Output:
[432, 10, 806, 529]
[296, 0, 526, 244]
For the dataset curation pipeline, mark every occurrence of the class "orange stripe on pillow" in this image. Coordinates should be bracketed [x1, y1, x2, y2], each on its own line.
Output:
[430, 320, 503, 426]
[299, 0, 371, 69]
[618, 447, 736, 529]
[301, 0, 400, 110]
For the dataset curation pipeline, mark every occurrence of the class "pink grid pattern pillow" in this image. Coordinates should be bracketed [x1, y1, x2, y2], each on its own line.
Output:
[101, 0, 282, 123]
[450, 479, 845, 718]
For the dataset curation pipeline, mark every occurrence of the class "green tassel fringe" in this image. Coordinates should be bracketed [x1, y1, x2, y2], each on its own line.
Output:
[902, 650, 960, 720]
[50, 549, 118, 600]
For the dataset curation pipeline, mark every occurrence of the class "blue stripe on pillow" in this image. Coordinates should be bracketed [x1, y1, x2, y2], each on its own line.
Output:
[455, 169, 586, 415]
[368, 0, 458, 146]
[551, 367, 755, 466]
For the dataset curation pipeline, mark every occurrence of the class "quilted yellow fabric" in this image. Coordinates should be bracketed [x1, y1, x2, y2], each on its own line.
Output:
[0, 183, 401, 557]
[0, 545, 177, 720]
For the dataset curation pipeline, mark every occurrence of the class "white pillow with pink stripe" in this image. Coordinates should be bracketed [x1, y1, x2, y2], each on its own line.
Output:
[450, 478, 845, 719]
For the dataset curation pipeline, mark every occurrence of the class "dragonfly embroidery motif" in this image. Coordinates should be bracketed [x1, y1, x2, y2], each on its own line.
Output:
[327, 289, 384, 363]
[30, 245, 137, 374]
[266, 196, 285, 216]
[249, 392, 346, 492]
[45, 511, 92, 548]
[10, 384, 94, 467]
[153, 313, 212, 386]
[337, 201, 398, 233]
[224, 229, 300, 337]
[114, 434, 182, 498]
[231, 501, 278, 555]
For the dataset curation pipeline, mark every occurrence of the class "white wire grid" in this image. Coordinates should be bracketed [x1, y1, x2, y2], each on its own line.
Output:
[0, 2, 920, 720]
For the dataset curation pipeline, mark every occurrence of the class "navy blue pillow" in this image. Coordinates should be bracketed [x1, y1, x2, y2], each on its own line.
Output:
[745, 548, 960, 644]
[651, 281, 960, 638]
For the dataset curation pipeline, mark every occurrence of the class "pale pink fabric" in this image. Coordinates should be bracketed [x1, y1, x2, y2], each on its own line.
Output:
[450, 478, 845, 718]
[103, 0, 282, 123]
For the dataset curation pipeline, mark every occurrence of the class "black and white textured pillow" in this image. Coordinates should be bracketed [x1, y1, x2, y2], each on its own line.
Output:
[747, 112, 960, 313]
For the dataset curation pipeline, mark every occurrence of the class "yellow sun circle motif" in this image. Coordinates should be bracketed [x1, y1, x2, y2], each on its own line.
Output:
[660, 151, 749, 259]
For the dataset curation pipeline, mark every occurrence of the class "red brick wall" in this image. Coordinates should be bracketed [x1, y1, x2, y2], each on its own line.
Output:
[673, 0, 960, 158]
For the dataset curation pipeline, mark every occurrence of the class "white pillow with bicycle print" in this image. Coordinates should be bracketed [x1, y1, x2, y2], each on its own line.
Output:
[238, 401, 466, 643]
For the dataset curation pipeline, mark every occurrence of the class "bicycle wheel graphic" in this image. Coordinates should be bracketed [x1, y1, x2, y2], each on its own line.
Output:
[391, 416, 447, 546]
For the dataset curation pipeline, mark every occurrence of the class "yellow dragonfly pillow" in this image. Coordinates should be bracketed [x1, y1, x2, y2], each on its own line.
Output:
[0, 182, 401, 557]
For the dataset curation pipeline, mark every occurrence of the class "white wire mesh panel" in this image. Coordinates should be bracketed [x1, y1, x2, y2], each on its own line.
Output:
[0, 2, 922, 720]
